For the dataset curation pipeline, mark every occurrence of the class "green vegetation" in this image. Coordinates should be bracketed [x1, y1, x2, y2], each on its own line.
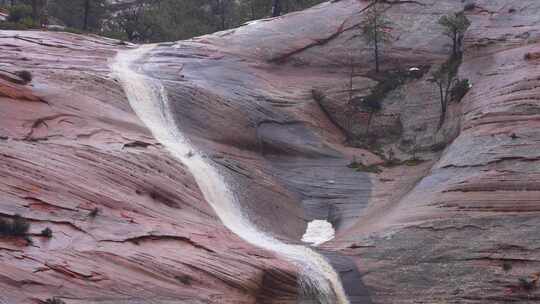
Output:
[0, 214, 30, 237]
[48, 0, 108, 31]
[359, 1, 393, 73]
[2, 0, 326, 42]
[381, 153, 425, 168]
[451, 78, 471, 102]
[352, 67, 427, 135]
[6, 3, 32, 22]
[430, 55, 470, 128]
[89, 207, 99, 218]
[45, 298, 66, 304]
[464, 2, 476, 11]
[0, 4, 38, 29]
[41, 227, 53, 238]
[15, 70, 32, 83]
[438, 11, 471, 57]
[348, 159, 382, 173]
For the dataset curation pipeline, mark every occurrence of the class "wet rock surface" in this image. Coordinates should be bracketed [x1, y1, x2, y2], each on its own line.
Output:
[1, 0, 540, 303]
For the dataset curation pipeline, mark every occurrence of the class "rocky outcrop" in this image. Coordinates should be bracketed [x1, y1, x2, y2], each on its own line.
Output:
[1, 0, 540, 303]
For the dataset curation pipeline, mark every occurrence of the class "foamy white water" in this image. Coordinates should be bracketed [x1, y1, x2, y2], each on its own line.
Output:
[302, 220, 336, 246]
[112, 45, 349, 304]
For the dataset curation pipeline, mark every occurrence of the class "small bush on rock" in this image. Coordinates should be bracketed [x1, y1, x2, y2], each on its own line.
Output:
[45, 298, 66, 304]
[12, 214, 30, 236]
[41, 227, 53, 238]
[451, 78, 471, 102]
[15, 70, 32, 83]
[89, 207, 100, 218]
[464, 3, 476, 11]
[0, 214, 30, 237]
[348, 160, 382, 173]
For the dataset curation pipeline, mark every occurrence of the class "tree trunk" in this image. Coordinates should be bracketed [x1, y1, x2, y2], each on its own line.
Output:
[374, 39, 380, 73]
[83, 0, 90, 31]
[438, 82, 445, 129]
[452, 31, 458, 57]
[374, 9, 380, 73]
[366, 110, 374, 137]
[31, 0, 39, 21]
[272, 0, 281, 17]
[348, 58, 354, 104]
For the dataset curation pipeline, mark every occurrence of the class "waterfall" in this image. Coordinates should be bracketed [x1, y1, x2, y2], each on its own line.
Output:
[112, 45, 350, 304]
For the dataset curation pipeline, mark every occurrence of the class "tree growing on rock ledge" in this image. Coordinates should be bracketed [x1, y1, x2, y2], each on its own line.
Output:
[430, 58, 470, 128]
[360, 1, 393, 73]
[439, 11, 471, 57]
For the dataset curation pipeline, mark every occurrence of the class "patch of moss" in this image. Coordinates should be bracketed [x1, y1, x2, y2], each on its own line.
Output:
[348, 161, 382, 173]
[382, 159, 402, 168]
[403, 158, 426, 166]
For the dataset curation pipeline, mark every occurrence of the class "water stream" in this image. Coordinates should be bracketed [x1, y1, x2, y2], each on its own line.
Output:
[112, 45, 350, 304]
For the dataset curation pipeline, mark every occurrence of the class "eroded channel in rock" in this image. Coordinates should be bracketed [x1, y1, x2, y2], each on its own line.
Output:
[112, 45, 350, 304]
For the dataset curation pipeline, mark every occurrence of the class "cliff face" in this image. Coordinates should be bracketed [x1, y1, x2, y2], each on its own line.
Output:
[1, 0, 540, 303]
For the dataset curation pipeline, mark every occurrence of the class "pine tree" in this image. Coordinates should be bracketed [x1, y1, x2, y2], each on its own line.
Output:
[438, 12, 471, 56]
[359, 1, 393, 73]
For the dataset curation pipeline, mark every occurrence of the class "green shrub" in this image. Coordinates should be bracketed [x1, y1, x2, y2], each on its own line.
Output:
[20, 16, 38, 28]
[11, 214, 30, 236]
[89, 207, 100, 218]
[41, 227, 53, 238]
[356, 68, 428, 113]
[7, 4, 32, 23]
[0, 214, 30, 237]
[15, 70, 32, 83]
[464, 3, 476, 11]
[0, 21, 31, 30]
[45, 298, 65, 304]
[403, 158, 425, 166]
[451, 78, 471, 102]
[0, 218, 11, 234]
[348, 160, 382, 173]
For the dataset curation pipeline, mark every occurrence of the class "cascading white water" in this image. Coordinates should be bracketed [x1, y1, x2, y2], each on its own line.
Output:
[302, 220, 336, 247]
[112, 45, 350, 304]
